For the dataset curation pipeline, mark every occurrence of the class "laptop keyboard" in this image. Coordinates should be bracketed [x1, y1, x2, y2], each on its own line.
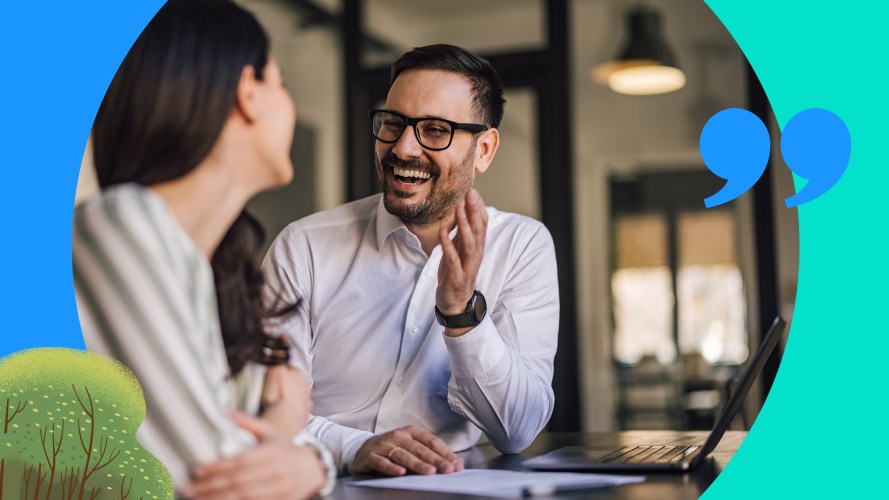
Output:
[600, 445, 700, 464]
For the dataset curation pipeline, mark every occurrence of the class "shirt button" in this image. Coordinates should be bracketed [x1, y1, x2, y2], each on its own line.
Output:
[396, 379, 404, 387]
[411, 324, 419, 333]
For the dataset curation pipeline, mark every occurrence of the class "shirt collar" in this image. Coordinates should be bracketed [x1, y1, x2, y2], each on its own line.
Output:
[373, 194, 461, 252]
[374, 195, 406, 251]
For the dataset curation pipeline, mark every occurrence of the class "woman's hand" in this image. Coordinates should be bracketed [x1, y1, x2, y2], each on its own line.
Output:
[260, 365, 312, 439]
[185, 413, 327, 500]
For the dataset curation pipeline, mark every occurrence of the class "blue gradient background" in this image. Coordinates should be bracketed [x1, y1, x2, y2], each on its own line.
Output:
[0, 1, 163, 353]
[0, 1, 881, 498]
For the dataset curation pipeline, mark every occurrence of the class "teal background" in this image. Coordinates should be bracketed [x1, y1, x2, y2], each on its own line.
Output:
[0, 0, 879, 497]
[702, 1, 885, 498]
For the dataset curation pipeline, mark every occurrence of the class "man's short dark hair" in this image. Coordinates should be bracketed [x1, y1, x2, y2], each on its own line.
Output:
[391, 44, 505, 129]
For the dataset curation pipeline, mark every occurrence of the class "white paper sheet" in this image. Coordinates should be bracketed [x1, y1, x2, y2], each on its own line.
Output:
[349, 469, 645, 498]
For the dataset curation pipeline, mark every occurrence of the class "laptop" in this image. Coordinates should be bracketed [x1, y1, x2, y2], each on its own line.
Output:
[524, 316, 786, 472]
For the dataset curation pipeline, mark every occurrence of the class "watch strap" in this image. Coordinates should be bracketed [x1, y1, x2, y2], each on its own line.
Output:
[435, 291, 487, 328]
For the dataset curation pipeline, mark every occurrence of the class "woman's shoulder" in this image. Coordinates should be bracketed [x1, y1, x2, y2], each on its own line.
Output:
[75, 183, 160, 228]
[73, 183, 197, 269]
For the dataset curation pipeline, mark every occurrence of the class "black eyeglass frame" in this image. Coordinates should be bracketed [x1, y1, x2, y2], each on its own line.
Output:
[369, 109, 489, 151]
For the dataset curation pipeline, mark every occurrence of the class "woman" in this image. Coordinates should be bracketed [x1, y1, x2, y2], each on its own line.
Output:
[72, 0, 333, 497]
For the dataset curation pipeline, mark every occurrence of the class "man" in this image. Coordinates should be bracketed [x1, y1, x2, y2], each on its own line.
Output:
[263, 44, 559, 476]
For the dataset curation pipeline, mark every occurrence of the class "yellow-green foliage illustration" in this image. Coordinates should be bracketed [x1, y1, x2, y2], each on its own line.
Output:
[0, 348, 173, 499]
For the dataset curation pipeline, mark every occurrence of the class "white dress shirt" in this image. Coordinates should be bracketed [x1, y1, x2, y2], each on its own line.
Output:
[263, 194, 559, 472]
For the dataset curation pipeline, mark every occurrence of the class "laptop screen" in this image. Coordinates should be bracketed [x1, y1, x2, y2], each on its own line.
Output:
[692, 316, 787, 465]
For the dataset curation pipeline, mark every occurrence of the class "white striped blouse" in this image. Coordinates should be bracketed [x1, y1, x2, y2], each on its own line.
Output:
[73, 183, 269, 489]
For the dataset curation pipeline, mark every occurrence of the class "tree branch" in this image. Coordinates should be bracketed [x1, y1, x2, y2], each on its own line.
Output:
[71, 386, 94, 419]
[88, 437, 120, 475]
[40, 426, 52, 466]
[74, 385, 96, 500]
[76, 418, 88, 455]
[120, 475, 133, 500]
[3, 398, 28, 433]
[55, 419, 66, 455]
[32, 463, 46, 500]
[23, 464, 33, 498]
[12, 399, 27, 419]
[63, 466, 80, 500]
[59, 468, 68, 500]
[42, 419, 65, 500]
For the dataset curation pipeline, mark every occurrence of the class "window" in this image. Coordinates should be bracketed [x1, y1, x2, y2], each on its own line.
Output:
[676, 211, 748, 364]
[610, 171, 748, 429]
[612, 214, 674, 364]
[610, 171, 747, 365]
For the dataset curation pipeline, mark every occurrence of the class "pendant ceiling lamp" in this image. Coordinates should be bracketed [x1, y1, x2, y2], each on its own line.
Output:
[593, 7, 686, 96]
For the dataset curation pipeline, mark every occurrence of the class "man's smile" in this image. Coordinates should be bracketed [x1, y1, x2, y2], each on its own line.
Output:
[392, 165, 433, 186]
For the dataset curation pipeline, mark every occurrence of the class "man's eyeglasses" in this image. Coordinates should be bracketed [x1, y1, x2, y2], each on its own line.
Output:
[369, 109, 488, 151]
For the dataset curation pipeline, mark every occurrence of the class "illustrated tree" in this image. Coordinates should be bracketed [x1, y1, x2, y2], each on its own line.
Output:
[1, 349, 173, 499]
[72, 385, 121, 500]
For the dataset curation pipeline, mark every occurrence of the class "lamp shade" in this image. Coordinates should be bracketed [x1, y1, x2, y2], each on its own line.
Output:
[592, 8, 686, 95]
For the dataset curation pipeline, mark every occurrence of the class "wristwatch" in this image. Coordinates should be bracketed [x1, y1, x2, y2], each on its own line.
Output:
[435, 290, 487, 328]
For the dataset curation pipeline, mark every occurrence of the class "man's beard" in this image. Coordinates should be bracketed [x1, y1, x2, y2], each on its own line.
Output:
[375, 148, 474, 226]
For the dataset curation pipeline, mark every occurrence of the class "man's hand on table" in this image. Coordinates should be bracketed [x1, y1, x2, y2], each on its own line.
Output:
[351, 425, 465, 476]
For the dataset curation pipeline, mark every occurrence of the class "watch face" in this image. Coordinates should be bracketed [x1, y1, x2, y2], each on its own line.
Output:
[435, 291, 487, 328]
[472, 291, 487, 323]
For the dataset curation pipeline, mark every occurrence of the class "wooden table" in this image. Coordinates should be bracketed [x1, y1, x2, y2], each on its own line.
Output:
[330, 431, 747, 499]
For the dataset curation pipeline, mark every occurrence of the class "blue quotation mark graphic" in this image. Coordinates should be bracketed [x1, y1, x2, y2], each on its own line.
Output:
[700, 108, 851, 208]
